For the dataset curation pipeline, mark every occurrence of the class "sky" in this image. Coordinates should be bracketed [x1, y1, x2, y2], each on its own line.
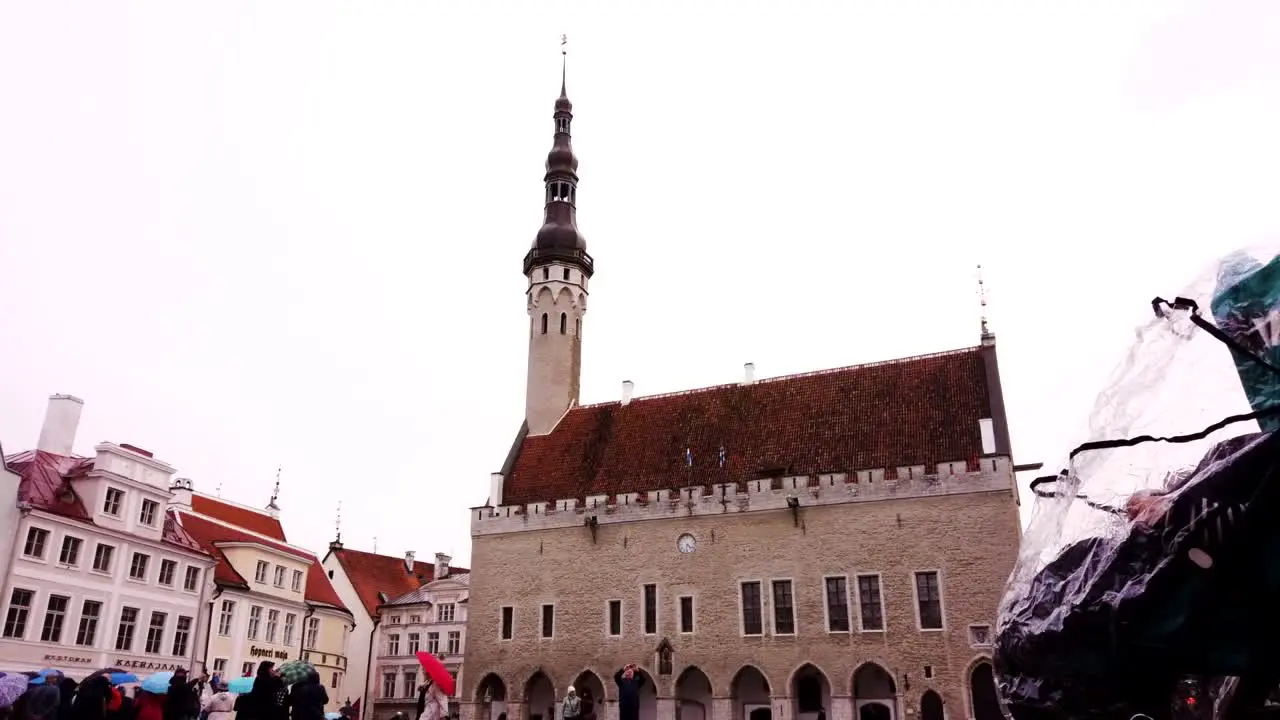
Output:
[2, 1, 1279, 566]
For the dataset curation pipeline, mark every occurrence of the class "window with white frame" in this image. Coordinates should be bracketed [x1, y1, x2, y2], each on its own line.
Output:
[218, 600, 236, 636]
[92, 544, 114, 573]
[40, 595, 70, 643]
[740, 581, 763, 636]
[247, 606, 262, 640]
[824, 576, 851, 632]
[915, 571, 944, 630]
[3, 589, 34, 639]
[172, 616, 192, 656]
[183, 566, 201, 592]
[284, 613, 297, 646]
[144, 611, 167, 654]
[273, 565, 286, 587]
[212, 658, 227, 674]
[408, 614, 421, 624]
[22, 527, 49, 559]
[115, 607, 139, 650]
[446, 631, 460, 655]
[139, 499, 159, 526]
[254, 561, 269, 584]
[382, 673, 396, 698]
[771, 580, 796, 635]
[265, 610, 279, 643]
[856, 574, 884, 631]
[425, 632, 439, 655]
[403, 670, 417, 698]
[678, 596, 695, 634]
[437, 603, 455, 623]
[242, 662, 255, 677]
[407, 633, 420, 654]
[129, 553, 149, 581]
[103, 488, 124, 516]
[388, 615, 401, 625]
[76, 600, 102, 646]
[304, 617, 319, 649]
[387, 633, 401, 656]
[291, 569, 304, 592]
[59, 536, 83, 566]
[158, 559, 177, 586]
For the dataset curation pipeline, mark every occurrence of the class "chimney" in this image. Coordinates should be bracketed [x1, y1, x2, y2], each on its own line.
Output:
[404, 551, 415, 573]
[621, 380, 634, 406]
[434, 552, 451, 579]
[742, 363, 756, 385]
[489, 473, 504, 507]
[37, 394, 85, 456]
[169, 478, 194, 509]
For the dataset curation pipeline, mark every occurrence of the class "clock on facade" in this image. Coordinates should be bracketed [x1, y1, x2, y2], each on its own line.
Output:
[677, 533, 697, 553]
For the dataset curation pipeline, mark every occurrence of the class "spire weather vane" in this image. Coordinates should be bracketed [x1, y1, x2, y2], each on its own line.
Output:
[335, 501, 342, 543]
[977, 264, 991, 337]
[561, 34, 567, 54]
[268, 465, 281, 508]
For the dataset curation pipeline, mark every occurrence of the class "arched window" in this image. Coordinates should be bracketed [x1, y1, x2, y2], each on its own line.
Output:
[559, 313, 567, 334]
[540, 314, 548, 335]
[556, 117, 570, 134]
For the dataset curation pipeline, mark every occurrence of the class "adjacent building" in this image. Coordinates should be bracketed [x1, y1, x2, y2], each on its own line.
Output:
[460, 70, 1021, 720]
[168, 486, 354, 711]
[371, 572, 470, 720]
[0, 395, 217, 676]
[323, 544, 468, 720]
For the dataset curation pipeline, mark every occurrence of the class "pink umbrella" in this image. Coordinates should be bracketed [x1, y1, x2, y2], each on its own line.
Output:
[0, 672, 27, 709]
[414, 652, 455, 696]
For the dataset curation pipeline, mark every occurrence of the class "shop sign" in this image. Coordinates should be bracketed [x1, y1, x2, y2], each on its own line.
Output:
[249, 646, 290, 661]
[113, 658, 188, 672]
[43, 654, 94, 665]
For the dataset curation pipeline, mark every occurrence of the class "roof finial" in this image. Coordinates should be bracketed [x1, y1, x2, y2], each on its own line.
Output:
[560, 34, 568, 98]
[977, 264, 994, 341]
[335, 501, 342, 543]
[267, 465, 281, 510]
[372, 535, 378, 554]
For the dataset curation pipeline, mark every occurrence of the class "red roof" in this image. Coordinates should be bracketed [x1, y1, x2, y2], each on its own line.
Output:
[329, 547, 469, 618]
[5, 450, 209, 556]
[191, 495, 286, 541]
[502, 347, 999, 507]
[175, 511, 349, 611]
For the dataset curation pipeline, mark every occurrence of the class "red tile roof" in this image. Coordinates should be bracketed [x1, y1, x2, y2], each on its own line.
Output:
[502, 347, 997, 507]
[5, 450, 210, 556]
[175, 511, 349, 612]
[328, 547, 469, 618]
[191, 495, 286, 541]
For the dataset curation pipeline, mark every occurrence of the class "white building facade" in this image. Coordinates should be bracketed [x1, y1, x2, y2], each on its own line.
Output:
[372, 573, 469, 720]
[0, 395, 217, 676]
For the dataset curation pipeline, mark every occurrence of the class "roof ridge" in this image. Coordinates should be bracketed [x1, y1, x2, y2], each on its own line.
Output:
[576, 345, 983, 409]
[192, 492, 279, 519]
[177, 510, 316, 558]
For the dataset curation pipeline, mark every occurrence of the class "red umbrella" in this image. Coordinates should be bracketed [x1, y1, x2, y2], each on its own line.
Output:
[414, 652, 455, 696]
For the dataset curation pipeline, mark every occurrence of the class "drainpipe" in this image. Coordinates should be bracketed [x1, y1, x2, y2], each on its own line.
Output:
[300, 604, 316, 663]
[201, 588, 222, 675]
[363, 614, 382, 720]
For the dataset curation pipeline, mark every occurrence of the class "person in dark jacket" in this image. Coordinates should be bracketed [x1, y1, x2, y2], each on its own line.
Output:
[70, 676, 111, 720]
[21, 678, 61, 720]
[164, 670, 202, 720]
[55, 677, 78, 720]
[613, 665, 644, 720]
[288, 671, 328, 720]
[240, 662, 286, 720]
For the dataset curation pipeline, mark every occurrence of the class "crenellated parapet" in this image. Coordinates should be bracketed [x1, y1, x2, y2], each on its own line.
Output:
[471, 456, 1014, 536]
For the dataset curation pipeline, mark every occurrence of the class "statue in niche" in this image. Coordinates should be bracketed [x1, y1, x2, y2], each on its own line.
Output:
[656, 638, 674, 676]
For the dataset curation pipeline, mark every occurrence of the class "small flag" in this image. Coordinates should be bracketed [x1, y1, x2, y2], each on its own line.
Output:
[685, 448, 693, 467]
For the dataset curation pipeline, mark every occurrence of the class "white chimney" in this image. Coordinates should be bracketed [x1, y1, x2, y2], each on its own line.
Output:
[37, 394, 85, 456]
[434, 552, 451, 579]
[742, 363, 756, 385]
[621, 380, 635, 406]
[489, 472, 504, 507]
[404, 550, 416, 573]
[169, 478, 194, 509]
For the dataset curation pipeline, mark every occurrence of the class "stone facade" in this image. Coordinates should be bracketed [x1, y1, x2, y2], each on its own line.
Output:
[460, 465, 1019, 720]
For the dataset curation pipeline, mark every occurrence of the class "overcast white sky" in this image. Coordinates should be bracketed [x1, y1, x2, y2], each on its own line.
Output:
[2, 1, 1278, 566]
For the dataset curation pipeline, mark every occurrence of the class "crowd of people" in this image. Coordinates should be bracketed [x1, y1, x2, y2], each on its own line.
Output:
[0, 661, 331, 720]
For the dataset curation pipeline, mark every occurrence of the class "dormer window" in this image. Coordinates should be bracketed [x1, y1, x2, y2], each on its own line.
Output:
[545, 181, 575, 204]
[556, 117, 570, 134]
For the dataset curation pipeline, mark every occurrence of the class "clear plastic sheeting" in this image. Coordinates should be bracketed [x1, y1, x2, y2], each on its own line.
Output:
[994, 245, 1280, 720]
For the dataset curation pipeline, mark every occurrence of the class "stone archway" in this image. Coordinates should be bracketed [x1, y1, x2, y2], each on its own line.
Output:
[730, 666, 772, 720]
[790, 664, 831, 720]
[852, 664, 897, 720]
[920, 691, 943, 720]
[525, 671, 557, 720]
[631, 668, 658, 720]
[675, 667, 713, 720]
[968, 662, 1002, 720]
[475, 673, 509, 720]
[572, 671, 607, 720]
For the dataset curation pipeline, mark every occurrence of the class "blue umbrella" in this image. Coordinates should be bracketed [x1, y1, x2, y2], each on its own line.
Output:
[325, 713, 343, 720]
[140, 672, 174, 694]
[109, 672, 140, 686]
[227, 676, 255, 694]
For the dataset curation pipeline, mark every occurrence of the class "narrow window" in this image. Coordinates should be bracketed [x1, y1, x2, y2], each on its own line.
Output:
[92, 544, 114, 573]
[41, 595, 69, 643]
[540, 604, 554, 638]
[426, 632, 439, 654]
[158, 559, 177, 586]
[576, 319, 581, 336]
[500, 606, 513, 640]
[184, 567, 201, 591]
[284, 613, 297, 646]
[76, 600, 102, 646]
[543, 267, 549, 280]
[772, 580, 796, 635]
[59, 536, 82, 566]
[540, 313, 548, 334]
[915, 571, 944, 630]
[115, 607, 139, 651]
[557, 117, 569, 134]
[172, 616, 192, 656]
[857, 574, 884, 631]
[679, 596, 694, 634]
[559, 313, 567, 334]
[7, 589, 37, 638]
[563, 268, 570, 281]
[607, 600, 622, 637]
[146, 611, 167, 655]
[447, 631, 460, 654]
[740, 581, 763, 636]
[407, 632, 420, 654]
[254, 560, 268, 583]
[129, 553, 149, 581]
[825, 576, 850, 632]
[642, 584, 657, 634]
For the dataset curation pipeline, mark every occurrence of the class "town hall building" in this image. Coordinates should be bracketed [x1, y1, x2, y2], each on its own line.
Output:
[460, 61, 1021, 720]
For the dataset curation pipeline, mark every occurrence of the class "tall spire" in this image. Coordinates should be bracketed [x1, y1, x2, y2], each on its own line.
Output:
[523, 35, 593, 279]
[266, 466, 281, 513]
[978, 264, 995, 343]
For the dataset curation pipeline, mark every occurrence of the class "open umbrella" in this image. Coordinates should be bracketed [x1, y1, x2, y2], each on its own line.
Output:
[140, 672, 174, 695]
[0, 673, 27, 709]
[87, 668, 140, 686]
[227, 676, 255, 694]
[414, 652, 455, 697]
[276, 661, 314, 686]
[325, 713, 343, 720]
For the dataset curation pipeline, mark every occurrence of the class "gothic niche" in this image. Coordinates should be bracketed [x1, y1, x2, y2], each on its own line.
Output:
[656, 638, 674, 676]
